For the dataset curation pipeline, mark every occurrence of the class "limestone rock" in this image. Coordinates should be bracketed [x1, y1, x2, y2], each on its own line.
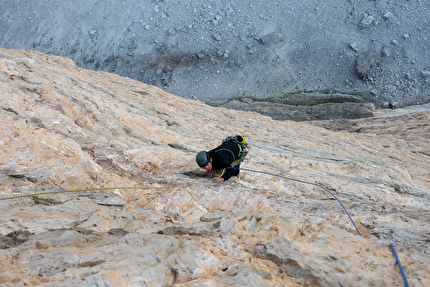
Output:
[0, 49, 429, 286]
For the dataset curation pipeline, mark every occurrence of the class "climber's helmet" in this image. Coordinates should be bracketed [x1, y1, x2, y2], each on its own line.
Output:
[196, 151, 210, 167]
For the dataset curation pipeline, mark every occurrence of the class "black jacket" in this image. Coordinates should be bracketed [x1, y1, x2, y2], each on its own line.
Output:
[208, 141, 241, 181]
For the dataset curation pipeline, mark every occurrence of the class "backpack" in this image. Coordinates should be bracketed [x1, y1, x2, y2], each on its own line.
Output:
[221, 135, 249, 162]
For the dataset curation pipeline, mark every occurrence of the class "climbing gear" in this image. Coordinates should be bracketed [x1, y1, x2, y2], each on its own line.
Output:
[228, 166, 409, 287]
[221, 135, 249, 162]
[183, 182, 191, 189]
[196, 151, 210, 167]
[0, 186, 169, 201]
[390, 243, 410, 287]
[236, 167, 362, 235]
[2, 164, 409, 286]
[183, 182, 196, 200]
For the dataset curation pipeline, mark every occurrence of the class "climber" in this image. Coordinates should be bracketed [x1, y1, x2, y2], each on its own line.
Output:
[196, 135, 249, 183]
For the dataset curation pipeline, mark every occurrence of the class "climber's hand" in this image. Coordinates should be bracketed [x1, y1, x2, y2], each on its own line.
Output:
[212, 177, 225, 183]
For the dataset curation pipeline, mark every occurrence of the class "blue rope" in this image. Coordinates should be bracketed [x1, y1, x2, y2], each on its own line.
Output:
[230, 166, 410, 286]
[390, 243, 410, 287]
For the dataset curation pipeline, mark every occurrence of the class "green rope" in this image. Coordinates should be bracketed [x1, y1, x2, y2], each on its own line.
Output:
[183, 176, 218, 200]
[0, 186, 169, 201]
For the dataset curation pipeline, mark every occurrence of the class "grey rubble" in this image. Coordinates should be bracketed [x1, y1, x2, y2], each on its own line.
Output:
[1, 0, 429, 117]
[0, 49, 429, 286]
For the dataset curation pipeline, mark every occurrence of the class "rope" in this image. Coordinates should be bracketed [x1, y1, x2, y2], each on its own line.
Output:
[0, 186, 169, 201]
[236, 167, 362, 236]
[183, 180, 199, 200]
[1, 166, 411, 286]
[233, 166, 410, 287]
[390, 243, 410, 287]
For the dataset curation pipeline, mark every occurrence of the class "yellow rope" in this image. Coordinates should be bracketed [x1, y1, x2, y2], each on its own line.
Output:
[0, 186, 169, 201]
[217, 169, 226, 179]
[182, 169, 228, 199]
[183, 179, 201, 200]
[183, 175, 217, 201]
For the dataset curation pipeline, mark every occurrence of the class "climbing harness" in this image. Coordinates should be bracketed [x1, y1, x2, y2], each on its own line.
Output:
[227, 166, 410, 287]
[0, 186, 168, 201]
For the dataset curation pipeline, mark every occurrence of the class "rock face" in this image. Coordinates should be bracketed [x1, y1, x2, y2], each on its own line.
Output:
[1, 0, 429, 112]
[1, 49, 430, 286]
